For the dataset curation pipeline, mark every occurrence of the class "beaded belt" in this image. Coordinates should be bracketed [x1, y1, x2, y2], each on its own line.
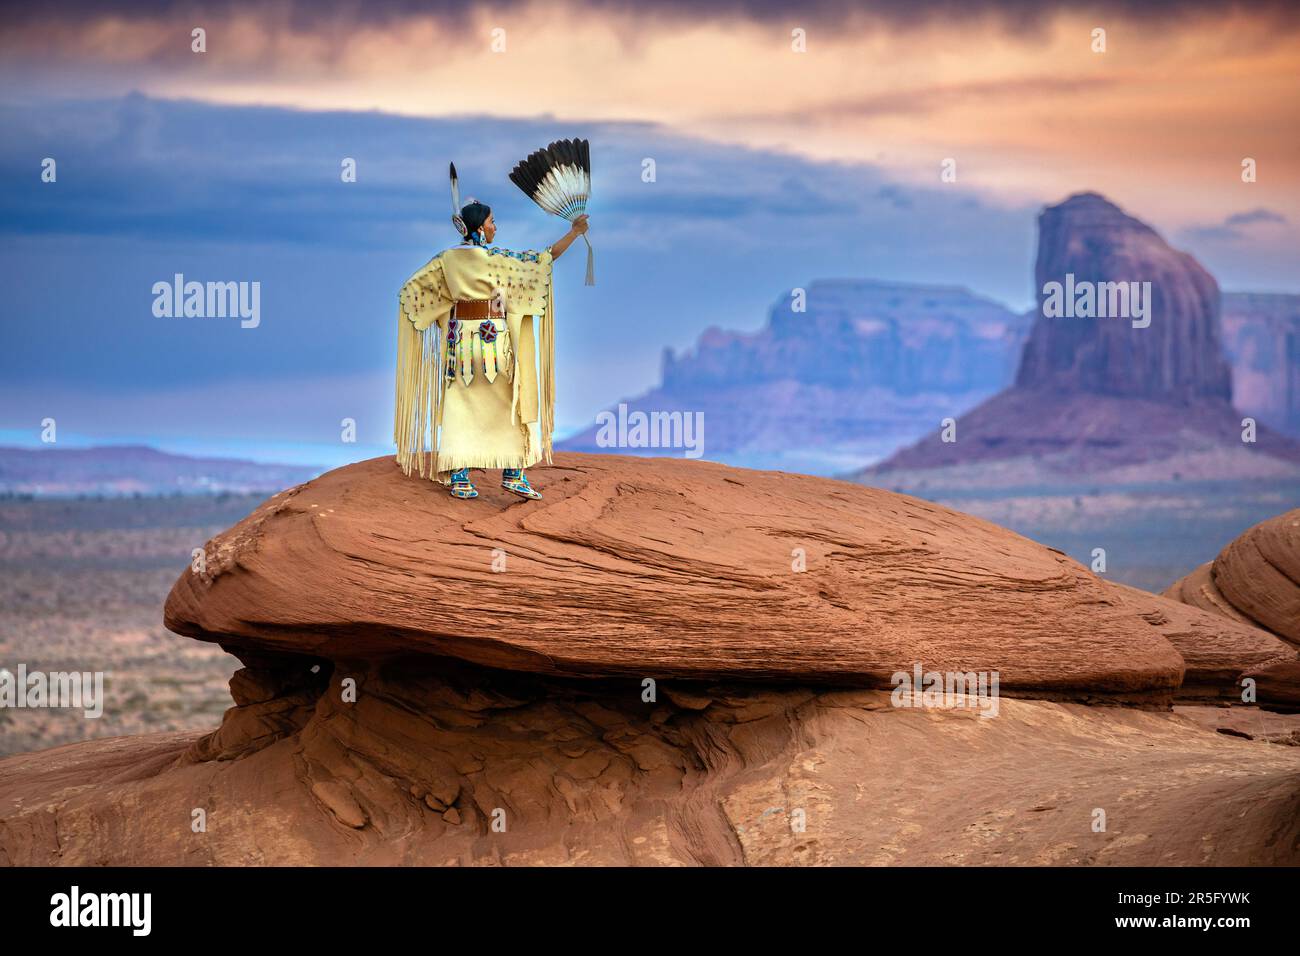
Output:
[446, 301, 511, 386]
[452, 298, 502, 320]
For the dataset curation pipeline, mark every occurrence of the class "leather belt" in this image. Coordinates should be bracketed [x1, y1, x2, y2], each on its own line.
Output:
[452, 299, 501, 320]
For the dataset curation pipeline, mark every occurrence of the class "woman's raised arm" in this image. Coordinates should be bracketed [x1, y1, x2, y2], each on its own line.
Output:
[548, 214, 589, 260]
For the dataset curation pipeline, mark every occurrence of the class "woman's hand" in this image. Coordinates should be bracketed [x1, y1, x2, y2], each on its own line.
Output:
[550, 215, 589, 260]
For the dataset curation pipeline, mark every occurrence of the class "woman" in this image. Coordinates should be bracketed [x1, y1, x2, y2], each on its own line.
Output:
[394, 181, 588, 501]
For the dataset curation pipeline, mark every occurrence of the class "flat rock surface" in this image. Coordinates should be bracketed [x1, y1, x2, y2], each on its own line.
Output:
[165, 454, 1291, 698]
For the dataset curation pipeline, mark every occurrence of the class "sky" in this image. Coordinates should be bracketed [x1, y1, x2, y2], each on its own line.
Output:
[1, 0, 1297, 464]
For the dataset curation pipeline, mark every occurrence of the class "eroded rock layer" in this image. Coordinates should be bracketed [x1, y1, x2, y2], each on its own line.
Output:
[3, 657, 1298, 866]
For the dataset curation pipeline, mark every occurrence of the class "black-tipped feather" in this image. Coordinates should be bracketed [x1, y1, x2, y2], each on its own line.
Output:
[509, 138, 591, 205]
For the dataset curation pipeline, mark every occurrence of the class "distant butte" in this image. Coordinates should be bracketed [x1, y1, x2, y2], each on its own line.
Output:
[859, 193, 1300, 487]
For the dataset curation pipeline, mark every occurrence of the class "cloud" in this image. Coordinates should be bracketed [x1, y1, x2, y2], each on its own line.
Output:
[6, 0, 1300, 33]
[0, 94, 910, 252]
[1224, 208, 1288, 227]
[5, 92, 1296, 451]
[2, 0, 1296, 237]
[1184, 207, 1289, 242]
[876, 185, 914, 210]
[716, 74, 1125, 126]
[0, 94, 1038, 430]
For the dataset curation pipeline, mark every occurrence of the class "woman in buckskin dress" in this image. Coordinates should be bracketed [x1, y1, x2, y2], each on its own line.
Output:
[394, 184, 588, 501]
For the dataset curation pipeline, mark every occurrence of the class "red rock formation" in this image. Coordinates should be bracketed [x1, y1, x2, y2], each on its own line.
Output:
[1244, 659, 1300, 715]
[162, 454, 1291, 700]
[865, 195, 1300, 483]
[4, 669, 1299, 866]
[1017, 192, 1232, 402]
[866, 389, 1300, 480]
[1166, 508, 1300, 647]
[1214, 509, 1300, 645]
[2, 454, 1297, 866]
[1167, 508, 1300, 712]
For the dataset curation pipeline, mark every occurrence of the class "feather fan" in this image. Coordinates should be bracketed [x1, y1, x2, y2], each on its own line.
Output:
[509, 138, 593, 285]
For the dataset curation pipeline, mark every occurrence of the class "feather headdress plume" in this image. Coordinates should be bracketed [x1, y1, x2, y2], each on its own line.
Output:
[449, 162, 468, 238]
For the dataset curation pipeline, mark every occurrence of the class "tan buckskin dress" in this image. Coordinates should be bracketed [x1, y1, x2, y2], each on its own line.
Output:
[394, 242, 555, 484]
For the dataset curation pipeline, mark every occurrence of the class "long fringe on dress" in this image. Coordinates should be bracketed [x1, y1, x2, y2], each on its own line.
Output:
[393, 305, 443, 480]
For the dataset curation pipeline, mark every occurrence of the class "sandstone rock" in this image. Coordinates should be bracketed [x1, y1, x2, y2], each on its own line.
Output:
[1167, 508, 1300, 647]
[3, 668, 1298, 865]
[1166, 509, 1300, 712]
[312, 780, 368, 829]
[1244, 659, 1300, 714]
[229, 666, 285, 706]
[1017, 192, 1231, 402]
[1214, 508, 1300, 645]
[162, 453, 1294, 702]
[1109, 582, 1292, 699]
[177, 664, 328, 764]
[1163, 562, 1259, 629]
[4, 453, 1296, 867]
[1174, 703, 1300, 743]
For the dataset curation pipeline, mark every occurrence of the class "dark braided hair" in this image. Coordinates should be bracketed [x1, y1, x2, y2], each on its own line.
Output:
[460, 201, 492, 243]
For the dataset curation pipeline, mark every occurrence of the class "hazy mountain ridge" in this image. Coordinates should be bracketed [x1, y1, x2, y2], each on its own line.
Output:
[561, 280, 1033, 473]
[1223, 291, 1300, 436]
[0, 445, 323, 497]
